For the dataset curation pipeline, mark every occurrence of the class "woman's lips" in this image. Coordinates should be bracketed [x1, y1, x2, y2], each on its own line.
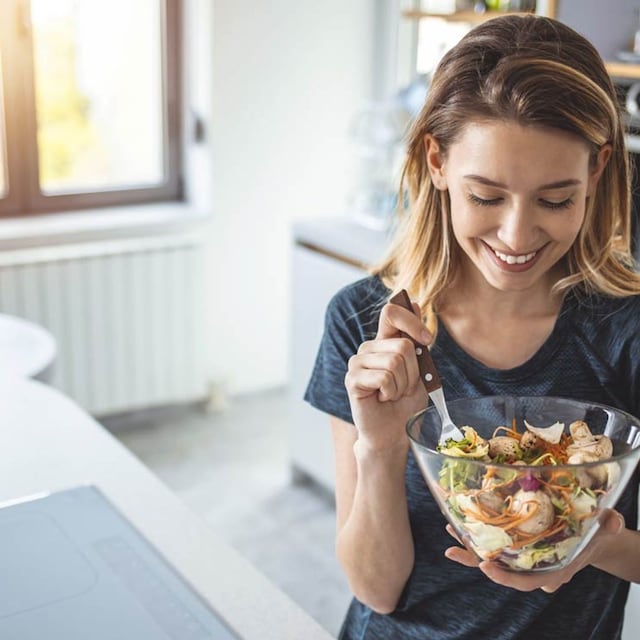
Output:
[483, 241, 545, 272]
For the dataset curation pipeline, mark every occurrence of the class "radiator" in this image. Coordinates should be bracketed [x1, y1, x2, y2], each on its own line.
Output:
[0, 234, 208, 416]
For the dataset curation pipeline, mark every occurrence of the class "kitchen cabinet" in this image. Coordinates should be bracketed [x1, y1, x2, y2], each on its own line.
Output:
[289, 218, 391, 492]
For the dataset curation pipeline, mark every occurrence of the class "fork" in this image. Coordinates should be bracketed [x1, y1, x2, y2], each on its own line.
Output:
[389, 290, 465, 445]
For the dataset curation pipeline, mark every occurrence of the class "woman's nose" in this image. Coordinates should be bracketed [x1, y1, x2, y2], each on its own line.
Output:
[496, 206, 539, 252]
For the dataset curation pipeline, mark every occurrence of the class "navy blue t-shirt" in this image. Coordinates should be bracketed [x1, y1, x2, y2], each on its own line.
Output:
[305, 275, 640, 640]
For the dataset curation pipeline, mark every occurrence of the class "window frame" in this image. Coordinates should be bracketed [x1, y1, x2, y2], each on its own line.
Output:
[0, 0, 182, 217]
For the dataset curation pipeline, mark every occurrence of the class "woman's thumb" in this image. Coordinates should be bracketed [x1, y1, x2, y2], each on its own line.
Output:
[601, 509, 624, 535]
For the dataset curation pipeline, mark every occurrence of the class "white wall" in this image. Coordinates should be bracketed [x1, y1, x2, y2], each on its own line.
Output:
[192, 1, 376, 396]
[556, 0, 638, 60]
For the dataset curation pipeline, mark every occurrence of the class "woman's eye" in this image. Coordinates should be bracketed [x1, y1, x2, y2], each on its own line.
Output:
[466, 192, 575, 210]
[467, 193, 502, 207]
[540, 198, 574, 211]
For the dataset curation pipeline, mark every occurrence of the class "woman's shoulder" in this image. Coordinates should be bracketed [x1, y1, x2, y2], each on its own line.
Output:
[567, 289, 640, 338]
[326, 275, 390, 333]
[569, 289, 640, 316]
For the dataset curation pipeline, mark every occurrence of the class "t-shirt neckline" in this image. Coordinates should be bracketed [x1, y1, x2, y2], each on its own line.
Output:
[434, 291, 576, 383]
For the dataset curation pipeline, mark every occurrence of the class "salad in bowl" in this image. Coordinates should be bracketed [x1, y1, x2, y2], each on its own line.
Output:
[406, 396, 640, 572]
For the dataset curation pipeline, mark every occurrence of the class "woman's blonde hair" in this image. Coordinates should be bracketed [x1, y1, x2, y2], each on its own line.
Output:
[375, 14, 640, 333]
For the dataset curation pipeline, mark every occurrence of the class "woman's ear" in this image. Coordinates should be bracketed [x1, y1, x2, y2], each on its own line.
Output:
[424, 134, 447, 190]
[587, 144, 612, 196]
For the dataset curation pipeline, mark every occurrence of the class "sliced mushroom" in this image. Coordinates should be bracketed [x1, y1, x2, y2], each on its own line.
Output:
[567, 451, 599, 465]
[567, 451, 597, 488]
[476, 491, 504, 513]
[510, 489, 555, 536]
[567, 451, 608, 487]
[567, 420, 613, 461]
[605, 461, 621, 489]
[569, 420, 593, 442]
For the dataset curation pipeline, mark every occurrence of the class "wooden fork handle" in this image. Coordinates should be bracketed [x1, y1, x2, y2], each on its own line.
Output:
[389, 289, 442, 394]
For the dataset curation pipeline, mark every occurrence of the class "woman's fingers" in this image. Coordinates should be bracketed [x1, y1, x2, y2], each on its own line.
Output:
[346, 351, 411, 401]
[478, 561, 566, 593]
[346, 361, 399, 402]
[345, 294, 432, 405]
[352, 339, 422, 400]
[445, 524, 463, 545]
[376, 300, 432, 345]
[444, 546, 480, 568]
[475, 512, 625, 593]
[446, 512, 627, 592]
[600, 508, 624, 535]
[444, 525, 480, 568]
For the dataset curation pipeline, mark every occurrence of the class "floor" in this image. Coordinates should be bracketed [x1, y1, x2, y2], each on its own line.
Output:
[103, 388, 351, 639]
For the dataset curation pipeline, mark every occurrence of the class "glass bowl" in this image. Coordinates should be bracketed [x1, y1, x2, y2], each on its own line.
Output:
[406, 395, 640, 573]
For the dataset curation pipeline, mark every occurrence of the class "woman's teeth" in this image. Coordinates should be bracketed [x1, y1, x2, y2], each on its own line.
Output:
[493, 249, 537, 265]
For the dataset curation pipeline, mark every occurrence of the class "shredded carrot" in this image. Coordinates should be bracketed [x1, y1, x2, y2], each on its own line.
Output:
[459, 496, 541, 531]
[509, 520, 567, 550]
[492, 426, 522, 439]
[481, 475, 518, 491]
[533, 433, 571, 463]
[484, 467, 497, 480]
[548, 469, 576, 484]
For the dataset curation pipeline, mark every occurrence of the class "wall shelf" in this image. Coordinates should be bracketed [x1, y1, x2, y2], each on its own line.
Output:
[402, 1, 557, 23]
[401, 10, 535, 24]
[402, 4, 640, 81]
[605, 62, 640, 80]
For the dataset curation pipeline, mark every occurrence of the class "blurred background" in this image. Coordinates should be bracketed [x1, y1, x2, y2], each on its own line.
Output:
[2, 1, 640, 637]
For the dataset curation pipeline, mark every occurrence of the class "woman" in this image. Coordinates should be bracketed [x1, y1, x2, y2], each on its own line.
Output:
[305, 14, 640, 640]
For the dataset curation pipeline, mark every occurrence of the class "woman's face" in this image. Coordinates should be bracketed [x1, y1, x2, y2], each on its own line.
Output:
[427, 121, 610, 294]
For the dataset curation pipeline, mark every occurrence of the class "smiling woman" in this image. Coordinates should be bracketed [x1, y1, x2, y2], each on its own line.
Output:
[304, 13, 640, 640]
[0, 0, 181, 216]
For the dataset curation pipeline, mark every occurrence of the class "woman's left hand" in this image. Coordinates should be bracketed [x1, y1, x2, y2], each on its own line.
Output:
[444, 509, 625, 592]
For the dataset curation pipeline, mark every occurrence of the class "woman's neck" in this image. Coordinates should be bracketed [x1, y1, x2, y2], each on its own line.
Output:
[437, 267, 566, 369]
[440, 264, 564, 320]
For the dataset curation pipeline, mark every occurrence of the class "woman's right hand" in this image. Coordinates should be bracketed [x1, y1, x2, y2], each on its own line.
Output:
[344, 298, 432, 452]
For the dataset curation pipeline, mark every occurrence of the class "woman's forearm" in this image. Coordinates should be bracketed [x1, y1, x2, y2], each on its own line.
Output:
[336, 438, 415, 614]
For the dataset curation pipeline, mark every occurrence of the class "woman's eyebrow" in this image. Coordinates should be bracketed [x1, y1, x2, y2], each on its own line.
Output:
[463, 175, 582, 190]
[537, 179, 582, 190]
[463, 175, 506, 187]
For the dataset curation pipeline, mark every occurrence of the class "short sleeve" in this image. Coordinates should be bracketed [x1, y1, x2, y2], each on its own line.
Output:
[573, 293, 640, 417]
[304, 277, 387, 425]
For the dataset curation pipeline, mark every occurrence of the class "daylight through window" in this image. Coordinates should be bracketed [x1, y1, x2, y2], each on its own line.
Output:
[0, 0, 180, 215]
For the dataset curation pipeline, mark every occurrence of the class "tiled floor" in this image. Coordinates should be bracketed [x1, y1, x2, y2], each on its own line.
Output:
[103, 388, 351, 638]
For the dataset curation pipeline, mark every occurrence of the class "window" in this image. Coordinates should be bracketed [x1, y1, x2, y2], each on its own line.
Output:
[0, 0, 181, 216]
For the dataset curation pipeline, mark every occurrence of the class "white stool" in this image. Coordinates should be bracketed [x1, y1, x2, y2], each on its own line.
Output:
[0, 314, 57, 382]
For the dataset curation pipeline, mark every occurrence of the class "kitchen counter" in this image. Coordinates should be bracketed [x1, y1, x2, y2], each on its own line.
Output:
[293, 216, 393, 268]
[0, 375, 333, 640]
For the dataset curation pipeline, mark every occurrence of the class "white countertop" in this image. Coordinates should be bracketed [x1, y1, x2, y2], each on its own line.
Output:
[293, 216, 392, 267]
[0, 375, 334, 640]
